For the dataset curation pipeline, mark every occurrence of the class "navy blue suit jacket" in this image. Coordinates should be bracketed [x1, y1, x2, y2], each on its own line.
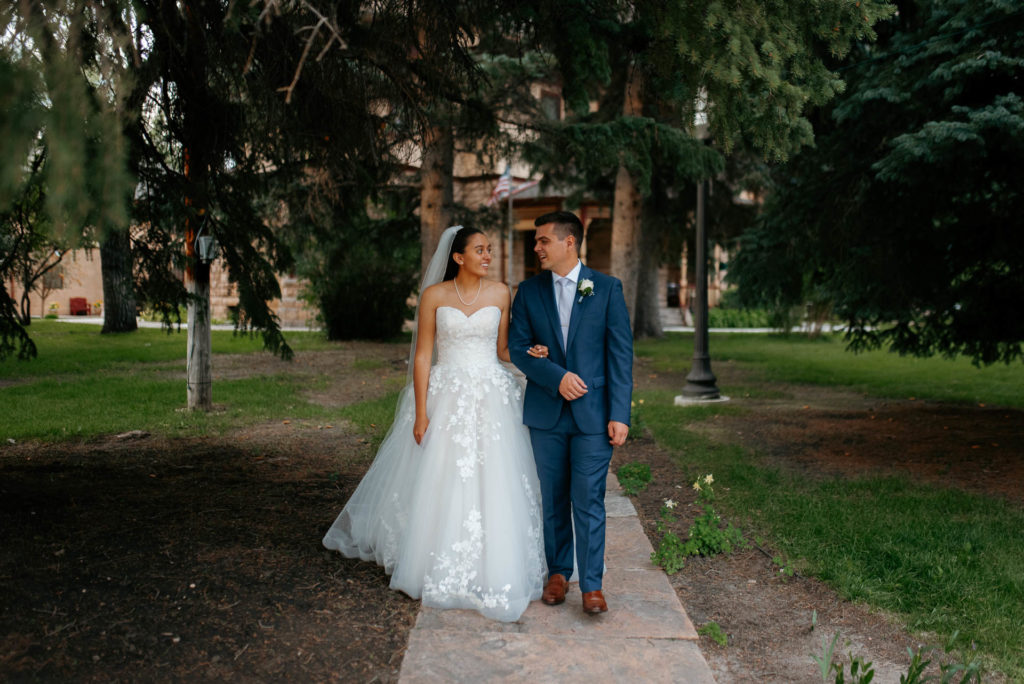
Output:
[509, 265, 633, 434]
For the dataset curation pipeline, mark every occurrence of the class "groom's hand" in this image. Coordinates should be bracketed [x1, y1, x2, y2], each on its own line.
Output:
[608, 421, 628, 447]
[558, 372, 588, 401]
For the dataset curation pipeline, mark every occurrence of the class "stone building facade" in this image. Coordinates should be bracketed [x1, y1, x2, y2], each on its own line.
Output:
[6, 249, 319, 329]
[5, 249, 105, 320]
[206, 265, 318, 329]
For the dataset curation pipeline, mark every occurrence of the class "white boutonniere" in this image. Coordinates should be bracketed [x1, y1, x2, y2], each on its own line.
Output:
[577, 278, 595, 303]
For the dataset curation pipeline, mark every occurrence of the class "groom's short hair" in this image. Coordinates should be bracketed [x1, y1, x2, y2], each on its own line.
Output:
[535, 211, 584, 252]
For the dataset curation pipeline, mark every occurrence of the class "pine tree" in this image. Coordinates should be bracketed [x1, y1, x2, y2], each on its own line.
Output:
[731, 0, 1024, 364]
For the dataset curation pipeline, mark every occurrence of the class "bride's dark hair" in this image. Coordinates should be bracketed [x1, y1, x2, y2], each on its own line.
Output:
[442, 226, 485, 281]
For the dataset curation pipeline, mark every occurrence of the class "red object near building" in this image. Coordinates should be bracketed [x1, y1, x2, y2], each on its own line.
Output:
[69, 297, 91, 316]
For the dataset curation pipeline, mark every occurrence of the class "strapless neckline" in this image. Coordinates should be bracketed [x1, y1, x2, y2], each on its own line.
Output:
[437, 305, 500, 319]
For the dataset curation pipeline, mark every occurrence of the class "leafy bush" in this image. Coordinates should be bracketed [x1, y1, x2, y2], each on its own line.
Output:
[651, 527, 688, 574]
[685, 505, 745, 556]
[707, 290, 772, 328]
[302, 213, 420, 340]
[708, 306, 772, 328]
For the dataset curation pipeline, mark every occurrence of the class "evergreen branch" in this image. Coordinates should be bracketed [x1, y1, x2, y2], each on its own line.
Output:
[837, 8, 1024, 73]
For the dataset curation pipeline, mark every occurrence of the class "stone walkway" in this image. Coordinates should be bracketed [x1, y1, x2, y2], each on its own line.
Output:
[398, 475, 715, 683]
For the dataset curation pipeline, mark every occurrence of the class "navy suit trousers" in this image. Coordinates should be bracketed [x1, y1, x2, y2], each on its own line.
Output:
[529, 401, 612, 594]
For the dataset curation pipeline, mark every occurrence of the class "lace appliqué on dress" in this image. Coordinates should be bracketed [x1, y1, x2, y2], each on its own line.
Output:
[422, 509, 513, 611]
[429, 363, 522, 481]
[521, 474, 544, 573]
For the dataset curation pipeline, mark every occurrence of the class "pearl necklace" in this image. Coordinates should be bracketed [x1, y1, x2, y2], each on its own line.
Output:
[453, 277, 483, 306]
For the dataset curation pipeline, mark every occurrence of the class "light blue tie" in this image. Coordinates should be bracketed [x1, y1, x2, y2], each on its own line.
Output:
[557, 277, 573, 350]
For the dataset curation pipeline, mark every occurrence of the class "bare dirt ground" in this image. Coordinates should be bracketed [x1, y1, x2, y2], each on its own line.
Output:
[1, 343, 1019, 682]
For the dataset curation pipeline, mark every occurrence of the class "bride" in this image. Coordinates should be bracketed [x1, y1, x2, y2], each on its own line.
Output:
[323, 225, 548, 622]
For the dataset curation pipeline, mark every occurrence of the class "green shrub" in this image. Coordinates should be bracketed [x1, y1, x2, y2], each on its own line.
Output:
[303, 214, 419, 340]
[707, 306, 772, 328]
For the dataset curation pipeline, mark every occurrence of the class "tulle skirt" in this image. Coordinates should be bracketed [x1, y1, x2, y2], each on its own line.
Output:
[323, 362, 545, 622]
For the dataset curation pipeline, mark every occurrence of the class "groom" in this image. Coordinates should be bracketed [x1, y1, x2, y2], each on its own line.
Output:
[510, 211, 633, 615]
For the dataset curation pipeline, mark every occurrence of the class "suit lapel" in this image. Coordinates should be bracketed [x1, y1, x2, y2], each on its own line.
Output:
[565, 265, 591, 353]
[538, 271, 564, 353]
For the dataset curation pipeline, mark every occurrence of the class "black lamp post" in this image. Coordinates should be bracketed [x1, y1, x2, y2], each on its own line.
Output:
[675, 100, 727, 406]
[677, 177, 723, 402]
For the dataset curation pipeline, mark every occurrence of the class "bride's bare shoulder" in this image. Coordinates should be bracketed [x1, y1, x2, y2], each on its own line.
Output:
[481, 279, 510, 295]
[421, 282, 450, 304]
[481, 280, 512, 307]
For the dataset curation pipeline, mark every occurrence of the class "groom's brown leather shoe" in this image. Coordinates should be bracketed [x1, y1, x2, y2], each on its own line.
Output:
[542, 574, 568, 605]
[582, 590, 608, 614]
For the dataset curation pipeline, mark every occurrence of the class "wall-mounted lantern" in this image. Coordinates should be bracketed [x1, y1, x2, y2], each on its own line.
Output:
[195, 221, 220, 264]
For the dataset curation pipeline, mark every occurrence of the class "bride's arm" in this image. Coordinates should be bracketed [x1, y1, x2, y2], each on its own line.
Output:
[499, 286, 547, 364]
[413, 288, 439, 444]
[497, 286, 512, 362]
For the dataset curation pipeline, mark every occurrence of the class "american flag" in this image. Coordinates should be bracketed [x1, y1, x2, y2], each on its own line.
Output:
[511, 179, 539, 195]
[486, 169, 540, 208]
[486, 166, 512, 207]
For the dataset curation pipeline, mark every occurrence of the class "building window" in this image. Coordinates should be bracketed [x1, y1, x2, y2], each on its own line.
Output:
[42, 266, 65, 290]
[540, 93, 561, 121]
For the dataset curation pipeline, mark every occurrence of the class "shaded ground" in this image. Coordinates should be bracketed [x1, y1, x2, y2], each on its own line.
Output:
[2, 344, 1019, 682]
[0, 428, 418, 683]
[0, 348, 417, 683]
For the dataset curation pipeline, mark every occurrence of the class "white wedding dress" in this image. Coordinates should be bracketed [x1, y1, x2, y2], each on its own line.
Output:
[323, 305, 545, 622]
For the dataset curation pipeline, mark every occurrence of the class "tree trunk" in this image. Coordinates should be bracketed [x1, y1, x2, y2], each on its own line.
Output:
[610, 63, 644, 327]
[419, 124, 454, 275]
[633, 213, 664, 338]
[15, 255, 32, 324]
[186, 260, 212, 410]
[100, 228, 138, 333]
[182, 146, 212, 410]
[18, 289, 31, 325]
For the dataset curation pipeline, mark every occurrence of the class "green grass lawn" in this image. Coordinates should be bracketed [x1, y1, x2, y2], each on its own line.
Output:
[0, 319, 338, 379]
[0, 321, 341, 440]
[638, 332, 1024, 409]
[635, 333, 1024, 678]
